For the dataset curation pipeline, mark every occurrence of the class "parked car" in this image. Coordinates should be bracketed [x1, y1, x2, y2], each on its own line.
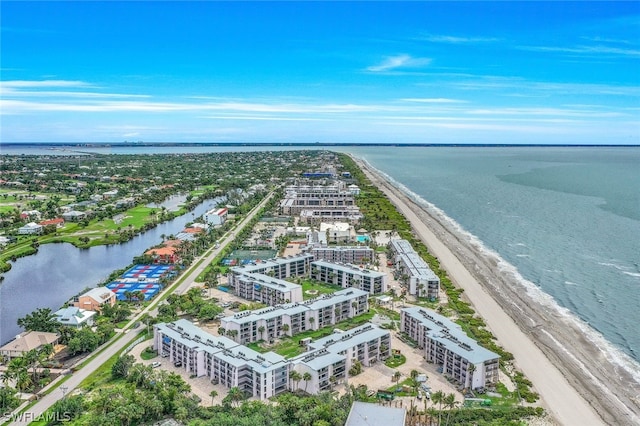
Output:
[151, 362, 161, 368]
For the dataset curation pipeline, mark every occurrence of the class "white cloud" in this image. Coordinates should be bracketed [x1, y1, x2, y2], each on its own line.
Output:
[518, 44, 640, 57]
[0, 80, 91, 88]
[400, 98, 468, 104]
[366, 54, 431, 72]
[420, 34, 499, 43]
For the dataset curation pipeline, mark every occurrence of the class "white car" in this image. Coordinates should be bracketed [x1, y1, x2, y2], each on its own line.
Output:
[151, 362, 161, 368]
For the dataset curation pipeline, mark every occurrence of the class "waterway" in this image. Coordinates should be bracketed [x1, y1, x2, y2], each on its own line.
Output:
[0, 198, 221, 345]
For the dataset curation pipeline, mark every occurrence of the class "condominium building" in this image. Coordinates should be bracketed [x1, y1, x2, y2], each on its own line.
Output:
[299, 207, 363, 224]
[280, 182, 357, 216]
[311, 260, 386, 294]
[154, 319, 389, 399]
[153, 319, 289, 400]
[231, 272, 304, 305]
[221, 288, 370, 344]
[310, 246, 374, 265]
[229, 254, 314, 282]
[227, 254, 314, 305]
[389, 239, 440, 299]
[291, 323, 391, 394]
[401, 307, 500, 390]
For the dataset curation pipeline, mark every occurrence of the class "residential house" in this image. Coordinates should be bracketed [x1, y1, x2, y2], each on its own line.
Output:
[18, 222, 43, 235]
[39, 218, 65, 228]
[0, 331, 59, 360]
[54, 307, 96, 328]
[73, 287, 117, 312]
[62, 210, 87, 222]
[145, 245, 180, 264]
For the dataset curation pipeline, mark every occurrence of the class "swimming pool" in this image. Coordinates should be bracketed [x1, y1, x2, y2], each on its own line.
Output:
[356, 235, 370, 243]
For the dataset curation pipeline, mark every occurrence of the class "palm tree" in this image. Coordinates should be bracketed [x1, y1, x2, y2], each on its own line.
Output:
[290, 370, 302, 391]
[308, 317, 315, 329]
[351, 301, 359, 316]
[258, 326, 265, 341]
[227, 329, 238, 342]
[392, 370, 402, 390]
[444, 393, 459, 426]
[209, 389, 218, 405]
[431, 390, 445, 426]
[282, 323, 290, 336]
[302, 372, 312, 393]
[226, 387, 244, 407]
[218, 327, 225, 336]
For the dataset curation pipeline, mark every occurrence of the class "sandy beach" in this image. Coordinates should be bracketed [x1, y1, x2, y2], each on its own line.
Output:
[355, 157, 640, 426]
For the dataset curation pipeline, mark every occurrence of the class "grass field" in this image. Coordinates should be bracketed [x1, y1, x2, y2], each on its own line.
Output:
[253, 310, 377, 358]
[301, 280, 343, 300]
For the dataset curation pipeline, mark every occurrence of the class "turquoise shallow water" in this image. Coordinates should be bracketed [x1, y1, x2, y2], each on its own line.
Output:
[342, 146, 640, 366]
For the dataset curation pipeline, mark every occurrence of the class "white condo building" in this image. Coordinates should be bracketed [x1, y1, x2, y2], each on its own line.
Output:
[401, 307, 500, 390]
[310, 246, 374, 265]
[291, 323, 391, 394]
[230, 272, 304, 305]
[311, 260, 386, 294]
[389, 239, 440, 299]
[227, 254, 314, 305]
[154, 319, 289, 400]
[154, 319, 390, 399]
[221, 288, 370, 344]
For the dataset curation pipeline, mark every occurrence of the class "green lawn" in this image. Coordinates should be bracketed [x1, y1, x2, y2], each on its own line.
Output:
[385, 354, 407, 368]
[255, 310, 377, 358]
[301, 280, 342, 300]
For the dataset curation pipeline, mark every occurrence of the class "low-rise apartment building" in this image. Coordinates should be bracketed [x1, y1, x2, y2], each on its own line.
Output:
[291, 323, 391, 394]
[221, 288, 369, 344]
[155, 319, 389, 398]
[389, 239, 440, 299]
[229, 254, 314, 282]
[231, 272, 304, 305]
[154, 319, 289, 400]
[311, 260, 386, 294]
[310, 246, 374, 265]
[401, 307, 500, 390]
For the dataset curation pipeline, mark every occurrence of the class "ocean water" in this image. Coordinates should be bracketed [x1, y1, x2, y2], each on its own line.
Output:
[3, 144, 639, 371]
[343, 146, 640, 368]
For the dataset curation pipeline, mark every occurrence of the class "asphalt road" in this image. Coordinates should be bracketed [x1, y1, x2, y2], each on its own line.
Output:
[7, 191, 276, 425]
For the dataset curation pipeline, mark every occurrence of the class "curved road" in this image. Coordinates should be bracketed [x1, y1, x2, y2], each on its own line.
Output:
[9, 191, 276, 425]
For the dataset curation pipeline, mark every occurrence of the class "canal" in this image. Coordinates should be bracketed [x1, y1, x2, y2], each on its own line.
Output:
[0, 198, 221, 345]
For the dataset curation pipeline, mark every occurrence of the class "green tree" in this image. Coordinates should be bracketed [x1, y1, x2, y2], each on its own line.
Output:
[0, 385, 20, 412]
[431, 390, 445, 426]
[17, 308, 58, 332]
[290, 370, 302, 391]
[303, 371, 312, 393]
[444, 393, 460, 426]
[111, 354, 135, 379]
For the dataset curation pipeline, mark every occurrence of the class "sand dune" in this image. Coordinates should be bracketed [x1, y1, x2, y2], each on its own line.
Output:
[355, 157, 640, 426]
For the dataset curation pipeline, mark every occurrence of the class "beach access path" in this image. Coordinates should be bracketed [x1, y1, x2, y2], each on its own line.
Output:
[355, 158, 611, 426]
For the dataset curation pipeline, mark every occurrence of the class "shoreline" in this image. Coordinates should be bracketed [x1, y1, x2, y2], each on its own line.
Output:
[354, 156, 640, 425]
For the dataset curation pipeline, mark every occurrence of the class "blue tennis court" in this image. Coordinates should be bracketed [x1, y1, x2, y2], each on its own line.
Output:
[121, 264, 174, 279]
[107, 281, 162, 301]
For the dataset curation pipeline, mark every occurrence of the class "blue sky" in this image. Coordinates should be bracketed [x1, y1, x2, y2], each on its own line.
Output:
[1, 1, 639, 144]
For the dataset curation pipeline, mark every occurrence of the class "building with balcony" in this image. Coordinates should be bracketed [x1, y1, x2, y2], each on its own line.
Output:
[221, 288, 370, 344]
[310, 246, 374, 265]
[311, 260, 386, 294]
[389, 239, 440, 299]
[401, 307, 500, 390]
[153, 319, 289, 400]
